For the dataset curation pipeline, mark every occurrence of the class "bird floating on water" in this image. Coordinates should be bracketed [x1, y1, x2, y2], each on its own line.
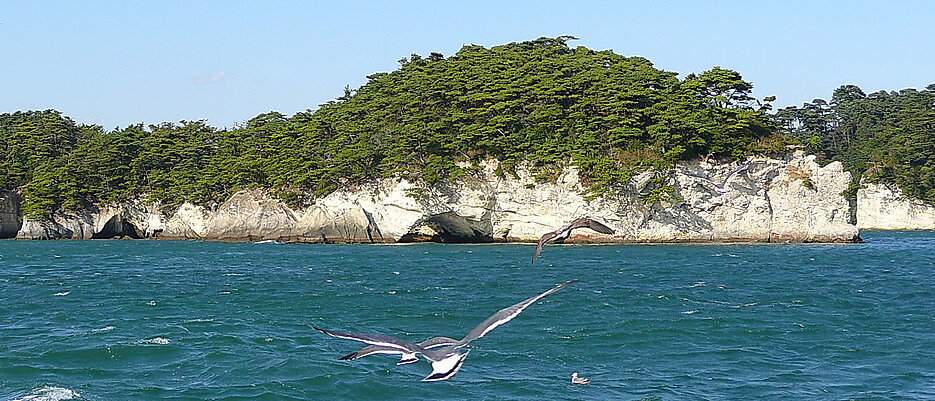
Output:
[312, 280, 578, 381]
[685, 163, 750, 194]
[532, 217, 614, 264]
[571, 372, 591, 384]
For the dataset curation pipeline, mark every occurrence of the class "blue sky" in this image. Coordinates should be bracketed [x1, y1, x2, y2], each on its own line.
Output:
[1, 1, 933, 130]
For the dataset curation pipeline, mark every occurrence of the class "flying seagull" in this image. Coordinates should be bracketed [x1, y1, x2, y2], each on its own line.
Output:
[532, 218, 614, 264]
[338, 336, 459, 365]
[685, 163, 750, 194]
[313, 280, 578, 381]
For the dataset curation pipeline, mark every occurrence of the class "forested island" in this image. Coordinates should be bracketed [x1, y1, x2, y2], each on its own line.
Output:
[1, 37, 933, 239]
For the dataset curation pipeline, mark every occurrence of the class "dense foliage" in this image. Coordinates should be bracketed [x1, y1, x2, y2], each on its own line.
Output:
[2, 37, 776, 219]
[775, 85, 935, 204]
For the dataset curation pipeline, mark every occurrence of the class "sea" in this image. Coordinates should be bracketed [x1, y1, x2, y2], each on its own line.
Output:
[1, 231, 933, 400]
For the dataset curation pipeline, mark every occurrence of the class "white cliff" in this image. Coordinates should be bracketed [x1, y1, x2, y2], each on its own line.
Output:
[16, 199, 164, 240]
[6, 152, 861, 242]
[857, 182, 935, 230]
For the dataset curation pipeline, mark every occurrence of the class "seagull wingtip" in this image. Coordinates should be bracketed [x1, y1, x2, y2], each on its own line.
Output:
[304, 323, 328, 334]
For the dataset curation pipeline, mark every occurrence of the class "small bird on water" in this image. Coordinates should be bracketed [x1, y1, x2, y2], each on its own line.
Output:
[532, 217, 615, 264]
[571, 372, 591, 384]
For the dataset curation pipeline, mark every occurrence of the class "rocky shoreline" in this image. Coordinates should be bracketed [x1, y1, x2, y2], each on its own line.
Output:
[4, 152, 912, 243]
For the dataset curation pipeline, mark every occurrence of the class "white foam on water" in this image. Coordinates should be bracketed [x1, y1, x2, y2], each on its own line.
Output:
[90, 326, 115, 333]
[53, 291, 71, 296]
[222, 273, 244, 276]
[12, 386, 81, 401]
[135, 337, 170, 345]
[688, 281, 706, 288]
[681, 310, 698, 314]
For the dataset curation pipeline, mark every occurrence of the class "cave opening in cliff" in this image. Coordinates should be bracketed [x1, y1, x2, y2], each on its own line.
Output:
[92, 215, 143, 239]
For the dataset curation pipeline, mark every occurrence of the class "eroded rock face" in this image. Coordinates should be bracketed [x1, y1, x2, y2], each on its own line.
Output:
[0, 191, 22, 238]
[300, 151, 859, 243]
[16, 200, 165, 240]
[202, 190, 302, 241]
[857, 182, 935, 230]
[765, 156, 859, 242]
[162, 203, 211, 239]
[9, 152, 861, 242]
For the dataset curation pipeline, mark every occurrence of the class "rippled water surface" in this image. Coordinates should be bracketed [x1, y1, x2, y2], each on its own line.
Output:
[2, 232, 934, 400]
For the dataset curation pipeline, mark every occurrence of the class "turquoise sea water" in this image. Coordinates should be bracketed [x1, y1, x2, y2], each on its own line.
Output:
[1, 231, 934, 400]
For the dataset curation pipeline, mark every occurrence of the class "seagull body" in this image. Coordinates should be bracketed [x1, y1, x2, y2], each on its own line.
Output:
[686, 163, 750, 194]
[532, 218, 614, 264]
[314, 280, 578, 381]
[339, 336, 459, 365]
[571, 372, 591, 384]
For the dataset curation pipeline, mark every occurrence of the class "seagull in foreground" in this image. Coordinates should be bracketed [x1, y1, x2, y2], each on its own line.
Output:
[571, 372, 591, 384]
[685, 163, 750, 194]
[337, 336, 459, 365]
[313, 280, 578, 381]
[532, 217, 614, 264]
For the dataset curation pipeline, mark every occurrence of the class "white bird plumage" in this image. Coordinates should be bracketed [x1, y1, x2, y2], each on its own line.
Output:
[571, 372, 591, 384]
[312, 280, 578, 381]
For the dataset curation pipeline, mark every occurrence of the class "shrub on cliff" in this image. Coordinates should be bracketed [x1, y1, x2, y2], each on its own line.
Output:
[775, 84, 935, 204]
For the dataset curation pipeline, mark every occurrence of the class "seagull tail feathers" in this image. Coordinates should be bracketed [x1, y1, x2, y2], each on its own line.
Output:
[421, 352, 469, 382]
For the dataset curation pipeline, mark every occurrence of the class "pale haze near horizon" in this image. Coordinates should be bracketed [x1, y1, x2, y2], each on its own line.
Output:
[1, 1, 932, 130]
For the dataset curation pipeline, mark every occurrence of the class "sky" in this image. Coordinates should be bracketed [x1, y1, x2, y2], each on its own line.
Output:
[1, 1, 933, 130]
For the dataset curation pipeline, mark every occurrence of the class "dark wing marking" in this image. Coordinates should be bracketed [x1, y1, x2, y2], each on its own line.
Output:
[533, 218, 613, 264]
[532, 231, 559, 264]
[566, 217, 613, 234]
[421, 336, 459, 349]
[458, 280, 578, 345]
[339, 347, 402, 361]
[566, 217, 591, 231]
[584, 218, 614, 234]
[310, 325, 423, 355]
[340, 336, 458, 361]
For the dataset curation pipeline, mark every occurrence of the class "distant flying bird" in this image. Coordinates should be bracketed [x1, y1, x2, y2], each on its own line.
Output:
[571, 372, 591, 384]
[685, 163, 750, 194]
[313, 280, 578, 381]
[532, 218, 614, 264]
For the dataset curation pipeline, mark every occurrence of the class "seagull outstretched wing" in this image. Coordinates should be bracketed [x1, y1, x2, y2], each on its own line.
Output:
[340, 336, 458, 361]
[311, 325, 425, 356]
[720, 163, 750, 186]
[532, 218, 614, 264]
[458, 280, 578, 345]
